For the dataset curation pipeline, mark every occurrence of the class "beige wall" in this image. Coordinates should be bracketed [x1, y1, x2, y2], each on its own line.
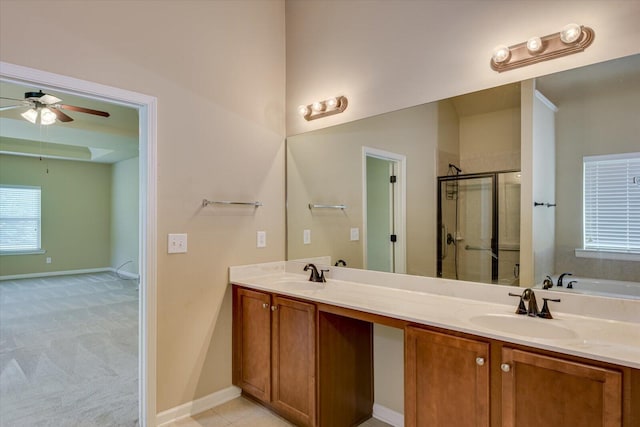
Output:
[0, 154, 111, 276]
[0, 0, 286, 413]
[286, 1, 640, 136]
[459, 108, 521, 174]
[553, 79, 640, 281]
[111, 157, 139, 276]
[287, 103, 438, 277]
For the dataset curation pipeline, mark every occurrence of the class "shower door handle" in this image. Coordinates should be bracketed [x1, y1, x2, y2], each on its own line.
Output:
[441, 225, 448, 260]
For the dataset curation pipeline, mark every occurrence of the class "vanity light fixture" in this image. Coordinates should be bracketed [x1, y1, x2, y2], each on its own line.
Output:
[298, 95, 348, 121]
[490, 24, 594, 72]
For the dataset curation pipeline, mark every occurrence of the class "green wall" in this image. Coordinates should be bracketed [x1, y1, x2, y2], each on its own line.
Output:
[0, 154, 112, 276]
[111, 157, 139, 276]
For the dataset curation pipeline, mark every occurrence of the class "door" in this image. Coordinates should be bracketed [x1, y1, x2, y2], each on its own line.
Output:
[233, 287, 272, 402]
[501, 348, 622, 427]
[272, 296, 317, 426]
[405, 327, 490, 427]
[364, 147, 406, 273]
[366, 156, 394, 272]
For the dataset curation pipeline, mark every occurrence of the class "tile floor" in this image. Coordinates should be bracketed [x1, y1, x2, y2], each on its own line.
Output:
[166, 396, 392, 427]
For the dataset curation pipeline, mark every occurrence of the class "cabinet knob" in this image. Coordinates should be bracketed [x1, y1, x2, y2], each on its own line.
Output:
[271, 305, 278, 311]
[262, 303, 269, 309]
[475, 357, 485, 366]
[501, 363, 511, 372]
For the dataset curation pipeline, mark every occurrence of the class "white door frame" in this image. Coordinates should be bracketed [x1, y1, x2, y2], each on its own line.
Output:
[362, 146, 406, 273]
[0, 61, 158, 426]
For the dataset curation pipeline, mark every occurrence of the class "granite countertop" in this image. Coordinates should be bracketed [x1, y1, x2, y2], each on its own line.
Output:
[230, 261, 640, 369]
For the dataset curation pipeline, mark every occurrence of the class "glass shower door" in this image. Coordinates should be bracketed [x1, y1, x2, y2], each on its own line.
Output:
[438, 175, 496, 283]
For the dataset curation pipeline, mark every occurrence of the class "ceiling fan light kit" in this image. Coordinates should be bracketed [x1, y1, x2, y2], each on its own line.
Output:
[0, 90, 111, 125]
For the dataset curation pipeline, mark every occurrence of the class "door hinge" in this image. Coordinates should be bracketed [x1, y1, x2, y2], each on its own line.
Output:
[390, 175, 397, 183]
[390, 234, 397, 242]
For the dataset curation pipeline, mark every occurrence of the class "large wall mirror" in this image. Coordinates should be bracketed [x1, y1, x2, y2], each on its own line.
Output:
[286, 54, 640, 299]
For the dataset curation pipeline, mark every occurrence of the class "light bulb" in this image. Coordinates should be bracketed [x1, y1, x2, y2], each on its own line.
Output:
[492, 45, 511, 64]
[40, 108, 56, 125]
[21, 108, 38, 124]
[325, 97, 338, 109]
[298, 104, 310, 117]
[311, 101, 324, 112]
[560, 23, 581, 44]
[526, 37, 543, 53]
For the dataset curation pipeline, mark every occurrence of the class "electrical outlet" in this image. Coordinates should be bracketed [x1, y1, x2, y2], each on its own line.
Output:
[350, 227, 360, 241]
[303, 229, 311, 245]
[257, 231, 267, 248]
[168, 233, 188, 253]
[46, 257, 52, 264]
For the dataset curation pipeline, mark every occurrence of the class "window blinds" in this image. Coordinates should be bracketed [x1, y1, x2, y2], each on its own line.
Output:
[583, 153, 640, 253]
[0, 185, 42, 252]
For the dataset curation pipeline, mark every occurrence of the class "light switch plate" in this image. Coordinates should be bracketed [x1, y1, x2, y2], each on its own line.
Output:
[168, 233, 188, 253]
[303, 229, 311, 245]
[257, 231, 267, 248]
[350, 227, 360, 241]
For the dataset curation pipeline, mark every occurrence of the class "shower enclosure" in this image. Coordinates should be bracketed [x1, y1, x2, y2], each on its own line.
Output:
[437, 171, 521, 286]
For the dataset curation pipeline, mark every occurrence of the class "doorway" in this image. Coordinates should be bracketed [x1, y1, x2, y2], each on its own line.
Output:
[0, 61, 157, 426]
[363, 147, 406, 274]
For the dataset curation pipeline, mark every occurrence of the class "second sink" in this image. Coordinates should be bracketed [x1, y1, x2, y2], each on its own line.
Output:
[470, 313, 578, 340]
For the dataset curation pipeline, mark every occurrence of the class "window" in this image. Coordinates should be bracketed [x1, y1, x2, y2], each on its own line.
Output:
[583, 153, 640, 254]
[0, 185, 42, 253]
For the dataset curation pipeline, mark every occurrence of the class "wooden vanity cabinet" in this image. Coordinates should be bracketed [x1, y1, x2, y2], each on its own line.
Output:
[405, 326, 490, 427]
[406, 324, 630, 427]
[501, 347, 622, 427]
[232, 286, 316, 426]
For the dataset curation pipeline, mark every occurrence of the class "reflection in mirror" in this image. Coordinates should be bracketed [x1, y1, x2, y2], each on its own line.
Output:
[437, 171, 521, 286]
[287, 54, 640, 299]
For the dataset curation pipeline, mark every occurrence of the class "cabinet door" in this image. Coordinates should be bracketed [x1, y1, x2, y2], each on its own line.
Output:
[405, 326, 490, 427]
[272, 296, 317, 427]
[233, 287, 272, 402]
[501, 348, 622, 427]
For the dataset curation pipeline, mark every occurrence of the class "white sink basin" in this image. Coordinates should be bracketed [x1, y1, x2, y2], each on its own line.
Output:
[270, 279, 325, 291]
[470, 314, 578, 340]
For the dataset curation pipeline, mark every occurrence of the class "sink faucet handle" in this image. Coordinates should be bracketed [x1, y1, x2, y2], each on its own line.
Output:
[319, 268, 329, 282]
[508, 292, 527, 315]
[567, 280, 577, 289]
[538, 297, 561, 319]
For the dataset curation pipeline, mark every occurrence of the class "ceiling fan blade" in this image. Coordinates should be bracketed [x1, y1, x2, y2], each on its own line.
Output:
[59, 104, 110, 118]
[0, 104, 27, 111]
[39, 94, 62, 105]
[0, 96, 28, 102]
[51, 107, 74, 122]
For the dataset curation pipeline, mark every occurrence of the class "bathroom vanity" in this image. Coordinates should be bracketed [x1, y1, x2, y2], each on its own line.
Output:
[230, 261, 640, 427]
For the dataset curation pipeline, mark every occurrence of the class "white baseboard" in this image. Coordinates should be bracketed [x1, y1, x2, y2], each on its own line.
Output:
[373, 403, 404, 427]
[156, 385, 242, 426]
[0, 266, 140, 281]
[0, 267, 111, 281]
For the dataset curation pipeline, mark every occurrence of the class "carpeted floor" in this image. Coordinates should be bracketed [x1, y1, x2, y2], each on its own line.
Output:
[0, 272, 139, 427]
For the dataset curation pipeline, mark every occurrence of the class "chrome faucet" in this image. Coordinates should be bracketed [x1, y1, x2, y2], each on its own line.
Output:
[557, 272, 573, 287]
[303, 263, 327, 282]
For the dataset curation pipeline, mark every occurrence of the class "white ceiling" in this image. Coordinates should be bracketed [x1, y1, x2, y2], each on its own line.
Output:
[0, 81, 139, 163]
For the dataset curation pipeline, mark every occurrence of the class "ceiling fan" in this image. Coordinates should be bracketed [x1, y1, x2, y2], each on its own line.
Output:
[0, 90, 110, 125]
